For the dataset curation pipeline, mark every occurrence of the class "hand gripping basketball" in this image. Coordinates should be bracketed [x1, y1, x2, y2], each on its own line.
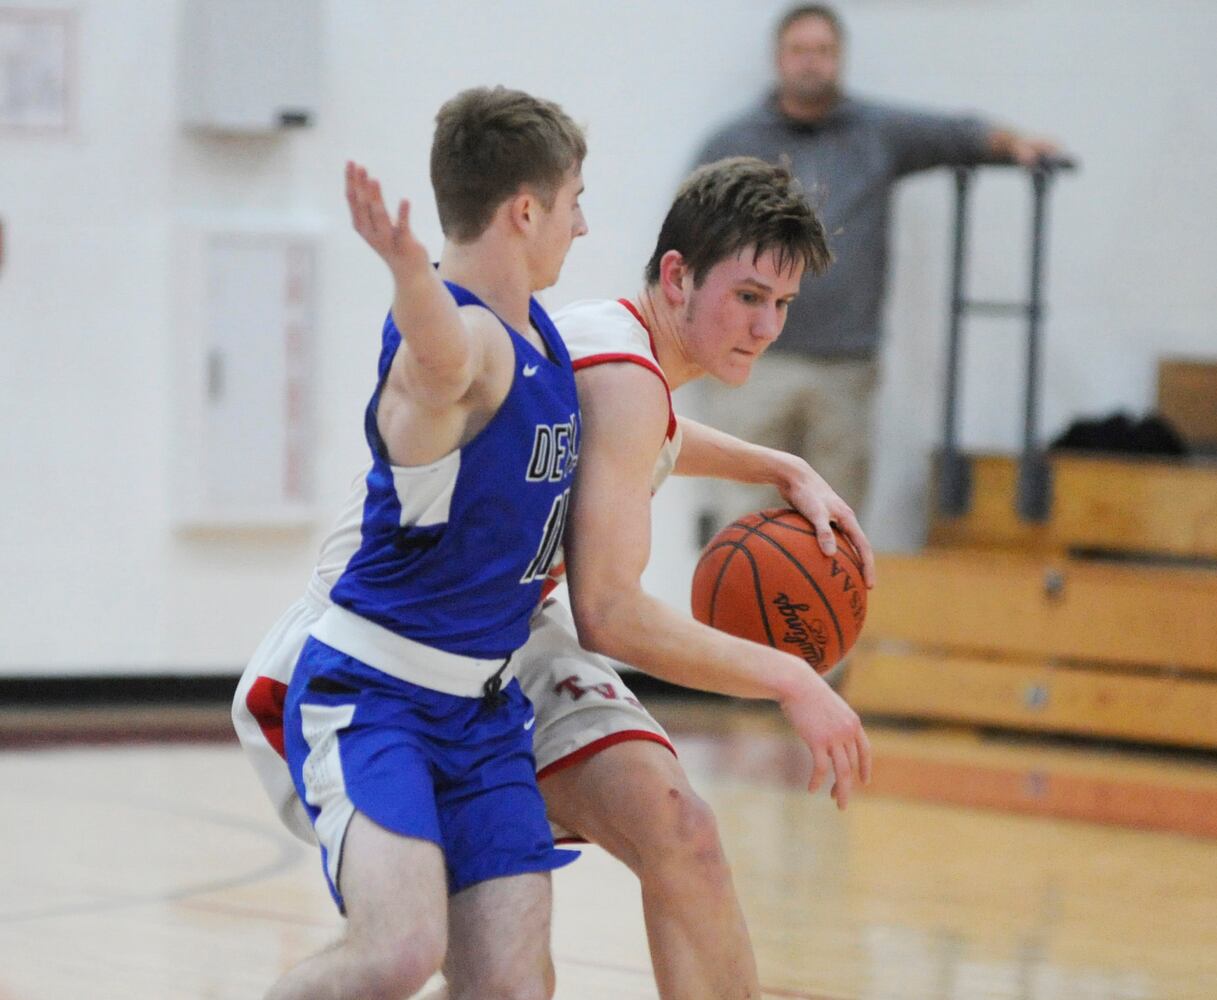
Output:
[691, 508, 868, 674]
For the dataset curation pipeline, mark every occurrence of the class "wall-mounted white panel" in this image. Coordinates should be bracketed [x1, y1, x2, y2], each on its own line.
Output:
[179, 0, 321, 132]
[174, 225, 318, 527]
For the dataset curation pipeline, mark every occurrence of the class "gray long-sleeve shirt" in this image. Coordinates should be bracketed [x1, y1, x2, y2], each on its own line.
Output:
[693, 93, 993, 359]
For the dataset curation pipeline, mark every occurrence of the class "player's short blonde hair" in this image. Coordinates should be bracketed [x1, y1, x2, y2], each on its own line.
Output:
[431, 86, 586, 243]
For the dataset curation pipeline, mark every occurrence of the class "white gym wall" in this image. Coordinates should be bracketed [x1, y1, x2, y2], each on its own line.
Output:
[1, 0, 1213, 674]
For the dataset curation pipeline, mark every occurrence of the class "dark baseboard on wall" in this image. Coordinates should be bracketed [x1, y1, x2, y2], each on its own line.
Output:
[0, 674, 242, 706]
[0, 671, 726, 706]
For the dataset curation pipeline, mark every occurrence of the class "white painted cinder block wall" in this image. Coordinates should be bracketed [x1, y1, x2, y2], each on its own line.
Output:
[2, 0, 1213, 674]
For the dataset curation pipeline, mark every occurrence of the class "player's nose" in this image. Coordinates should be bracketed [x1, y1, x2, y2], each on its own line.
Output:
[753, 307, 782, 342]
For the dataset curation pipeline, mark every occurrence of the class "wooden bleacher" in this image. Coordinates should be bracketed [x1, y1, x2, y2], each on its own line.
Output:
[844, 368, 1217, 750]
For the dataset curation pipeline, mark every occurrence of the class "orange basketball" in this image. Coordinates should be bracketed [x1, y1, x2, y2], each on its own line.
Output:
[691, 508, 867, 674]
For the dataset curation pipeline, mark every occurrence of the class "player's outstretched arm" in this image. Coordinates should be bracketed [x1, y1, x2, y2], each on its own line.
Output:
[675, 416, 875, 588]
[345, 161, 483, 409]
[565, 365, 870, 807]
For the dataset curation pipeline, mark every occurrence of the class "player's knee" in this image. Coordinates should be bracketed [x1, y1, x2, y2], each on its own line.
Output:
[649, 786, 730, 885]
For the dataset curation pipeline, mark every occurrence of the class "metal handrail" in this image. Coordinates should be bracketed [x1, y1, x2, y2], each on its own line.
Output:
[936, 155, 1077, 522]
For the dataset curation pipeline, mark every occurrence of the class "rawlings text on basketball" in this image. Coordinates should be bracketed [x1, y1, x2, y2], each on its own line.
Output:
[772, 592, 829, 670]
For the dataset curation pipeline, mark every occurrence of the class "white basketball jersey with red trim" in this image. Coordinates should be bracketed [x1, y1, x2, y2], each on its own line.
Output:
[541, 298, 682, 596]
[554, 297, 682, 492]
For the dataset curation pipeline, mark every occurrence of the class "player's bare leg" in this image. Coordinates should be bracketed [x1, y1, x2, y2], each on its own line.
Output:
[265, 813, 447, 1000]
[444, 871, 556, 1000]
[541, 740, 760, 999]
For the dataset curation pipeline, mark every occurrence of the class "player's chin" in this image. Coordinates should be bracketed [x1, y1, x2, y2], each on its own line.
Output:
[720, 354, 756, 386]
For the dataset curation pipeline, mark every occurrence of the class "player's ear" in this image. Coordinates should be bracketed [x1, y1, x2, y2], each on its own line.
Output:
[658, 250, 691, 306]
[506, 188, 535, 233]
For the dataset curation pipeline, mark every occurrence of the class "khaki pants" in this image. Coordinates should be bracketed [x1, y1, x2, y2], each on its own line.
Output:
[697, 352, 878, 527]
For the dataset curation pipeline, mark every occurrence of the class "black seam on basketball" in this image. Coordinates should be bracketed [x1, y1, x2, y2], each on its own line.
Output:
[758, 512, 865, 575]
[705, 540, 739, 624]
[703, 539, 749, 555]
[829, 533, 865, 575]
[759, 518, 815, 537]
[702, 540, 741, 624]
[704, 540, 775, 647]
[758, 509, 812, 530]
[734, 523, 846, 652]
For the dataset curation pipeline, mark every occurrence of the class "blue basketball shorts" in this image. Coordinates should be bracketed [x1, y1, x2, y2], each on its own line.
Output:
[283, 636, 579, 911]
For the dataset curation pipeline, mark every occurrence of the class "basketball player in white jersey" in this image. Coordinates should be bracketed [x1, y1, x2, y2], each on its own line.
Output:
[540, 156, 873, 998]
[237, 156, 874, 999]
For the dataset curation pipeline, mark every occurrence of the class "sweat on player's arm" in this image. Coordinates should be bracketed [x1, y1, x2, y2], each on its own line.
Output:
[675, 415, 876, 587]
[563, 359, 871, 808]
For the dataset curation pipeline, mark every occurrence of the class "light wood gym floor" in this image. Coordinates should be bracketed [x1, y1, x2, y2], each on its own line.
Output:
[3, 696, 1216, 1000]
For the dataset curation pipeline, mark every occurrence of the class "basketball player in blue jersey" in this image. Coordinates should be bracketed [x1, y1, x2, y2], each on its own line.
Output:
[262, 87, 587, 1000]
[240, 157, 872, 999]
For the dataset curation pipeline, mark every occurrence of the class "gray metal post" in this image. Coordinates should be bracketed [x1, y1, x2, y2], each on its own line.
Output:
[936, 167, 974, 517]
[1015, 166, 1057, 521]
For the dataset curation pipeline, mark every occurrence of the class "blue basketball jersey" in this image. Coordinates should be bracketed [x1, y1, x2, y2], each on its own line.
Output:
[329, 281, 579, 659]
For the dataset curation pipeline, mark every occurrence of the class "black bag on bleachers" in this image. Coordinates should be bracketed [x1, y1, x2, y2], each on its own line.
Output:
[1050, 410, 1188, 457]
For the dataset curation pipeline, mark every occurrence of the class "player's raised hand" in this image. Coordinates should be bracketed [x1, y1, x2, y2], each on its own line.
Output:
[778, 673, 871, 810]
[345, 160, 431, 281]
[779, 458, 876, 588]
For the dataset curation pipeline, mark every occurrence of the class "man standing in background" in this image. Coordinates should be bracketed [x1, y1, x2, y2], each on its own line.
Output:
[693, 2, 1060, 522]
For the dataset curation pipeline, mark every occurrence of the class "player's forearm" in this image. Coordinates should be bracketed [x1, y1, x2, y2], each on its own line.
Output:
[675, 417, 802, 488]
[573, 586, 810, 702]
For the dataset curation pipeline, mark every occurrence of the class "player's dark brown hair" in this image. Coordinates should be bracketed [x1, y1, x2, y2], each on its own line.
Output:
[775, 3, 845, 46]
[644, 157, 831, 287]
[431, 86, 587, 242]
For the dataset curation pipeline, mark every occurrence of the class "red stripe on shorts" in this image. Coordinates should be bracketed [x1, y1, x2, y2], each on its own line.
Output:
[245, 675, 289, 758]
[536, 729, 677, 782]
